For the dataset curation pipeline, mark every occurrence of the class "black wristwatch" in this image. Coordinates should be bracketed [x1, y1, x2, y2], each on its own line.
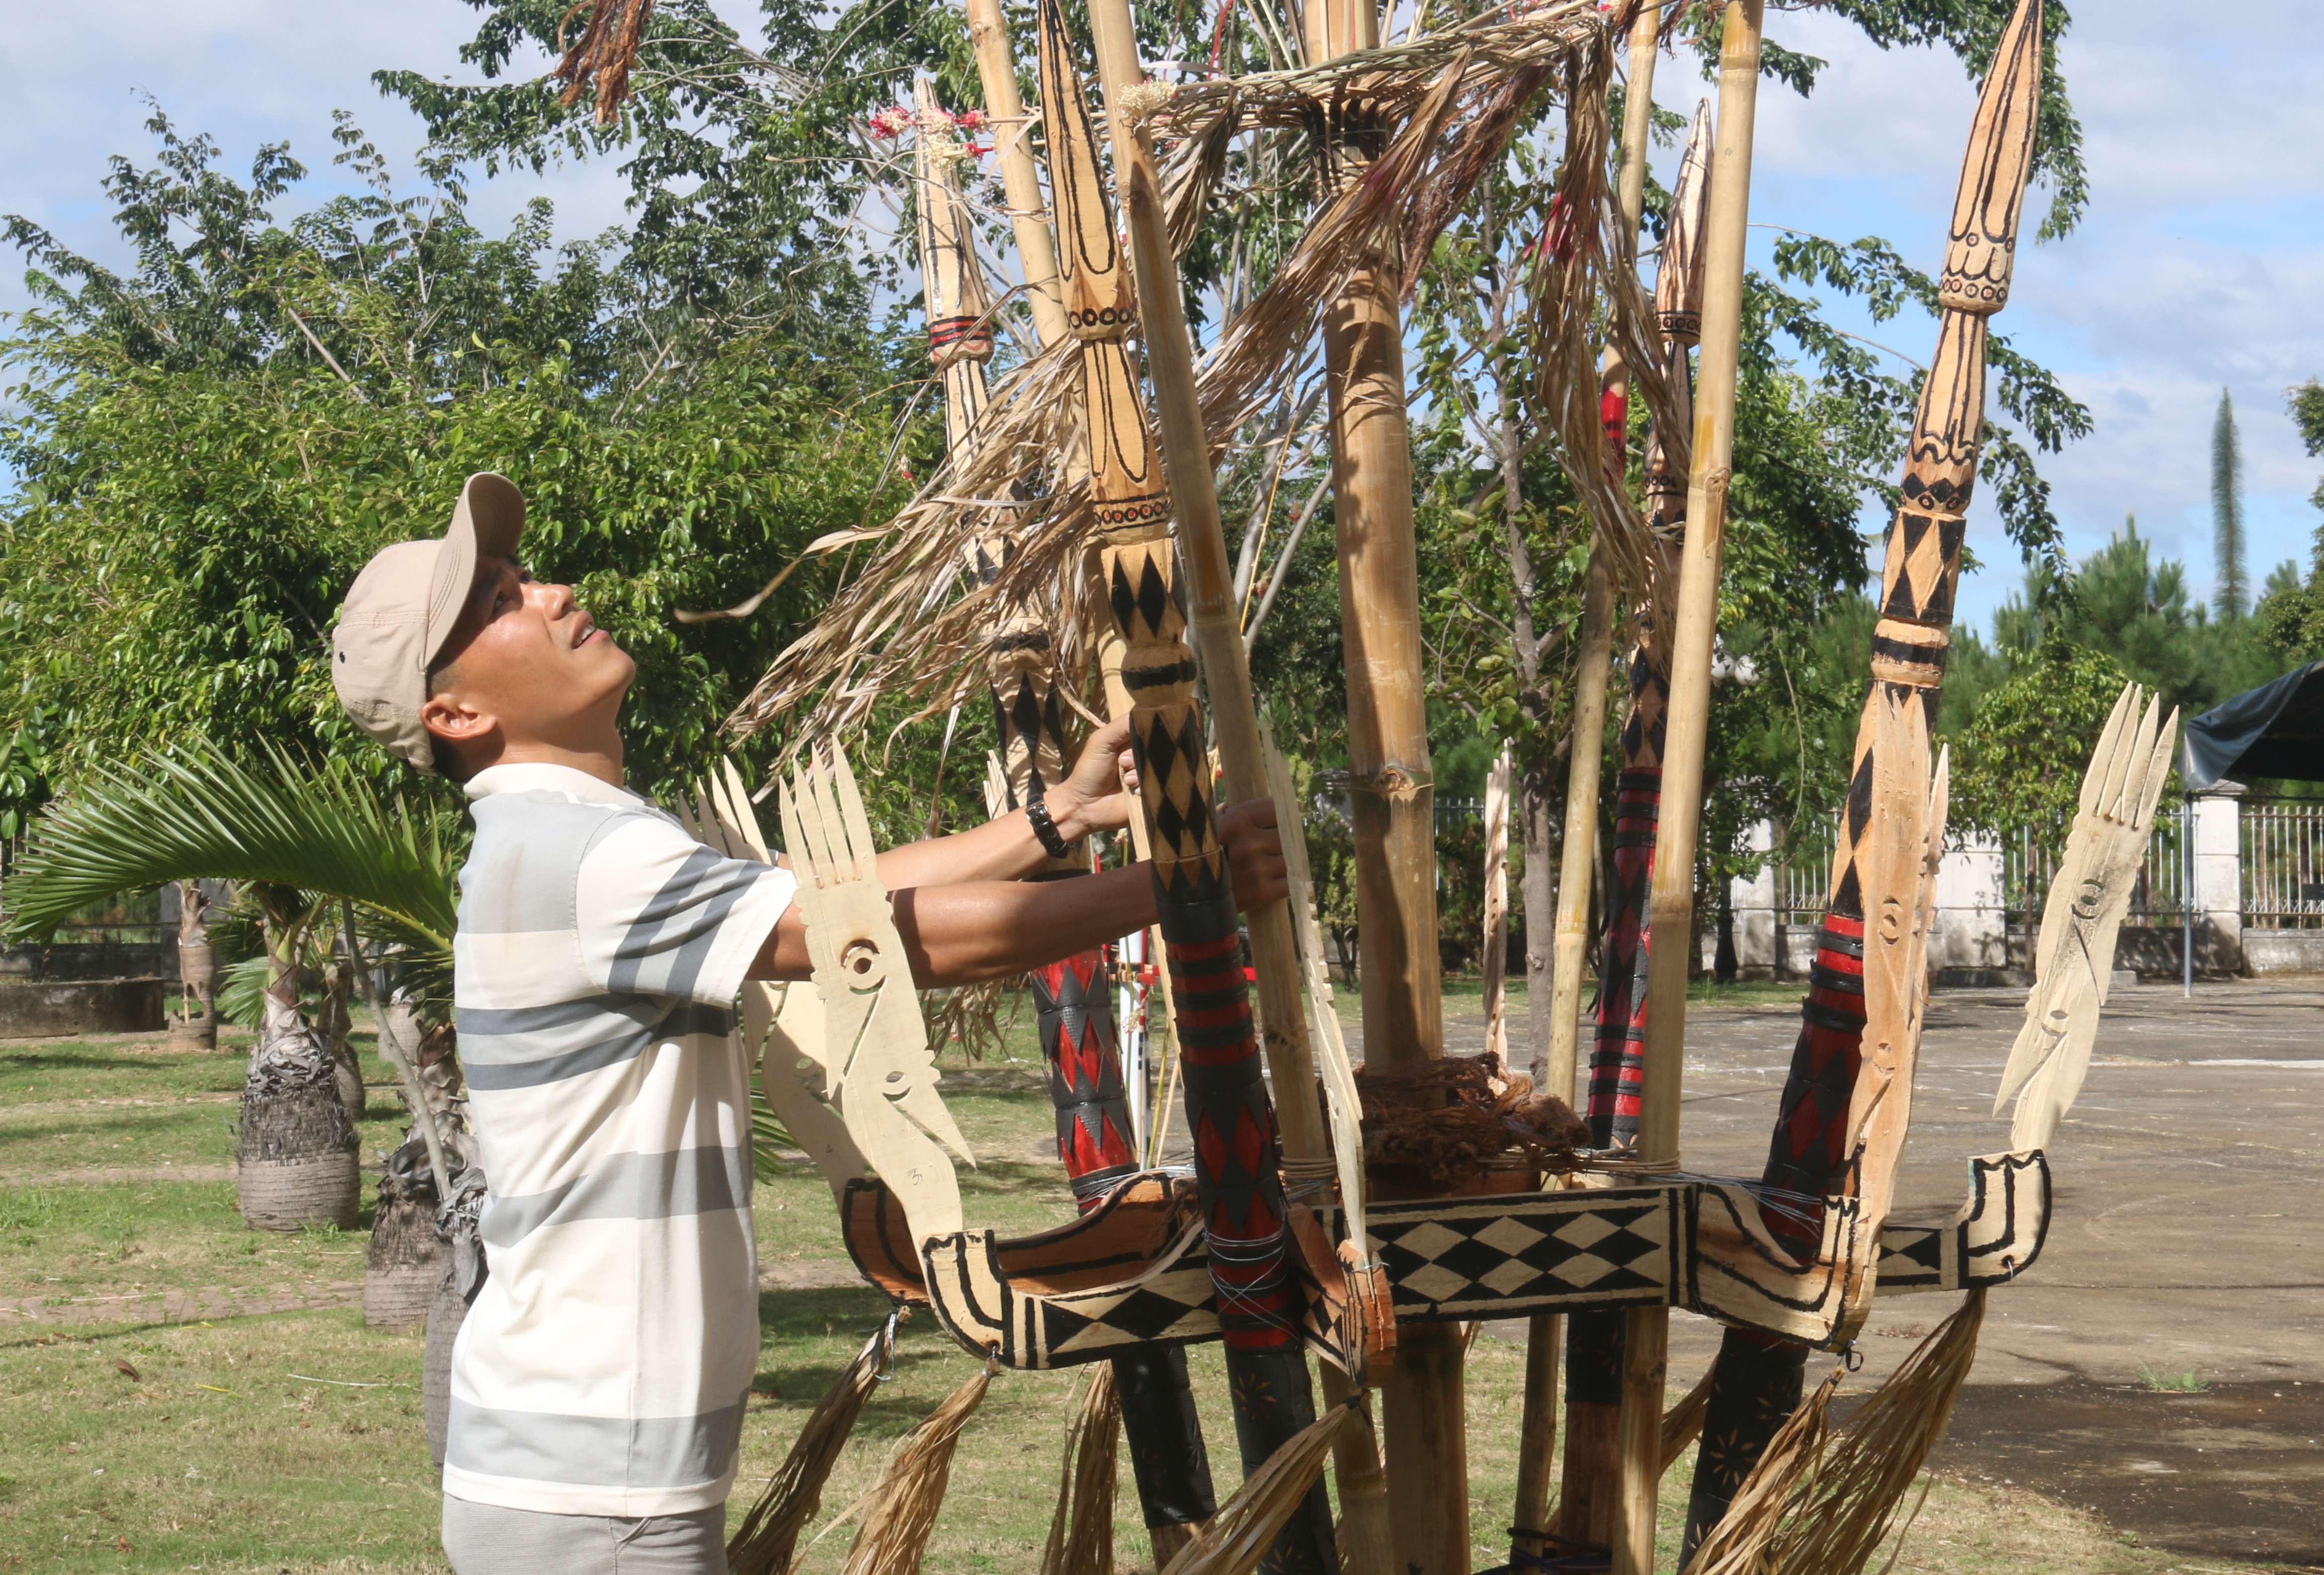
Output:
[1026, 799, 1074, 859]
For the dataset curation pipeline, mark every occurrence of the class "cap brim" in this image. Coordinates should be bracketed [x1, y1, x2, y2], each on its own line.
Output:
[422, 473, 526, 671]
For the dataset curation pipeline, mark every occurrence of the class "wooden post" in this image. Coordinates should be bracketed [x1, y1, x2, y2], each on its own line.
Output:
[1612, 7, 1765, 1574]
[961, 0, 1069, 348]
[1482, 743, 1513, 1063]
[1680, 1, 2044, 1557]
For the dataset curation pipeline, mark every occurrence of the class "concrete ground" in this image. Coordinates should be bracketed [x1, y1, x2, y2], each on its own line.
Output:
[1354, 976, 2324, 1567]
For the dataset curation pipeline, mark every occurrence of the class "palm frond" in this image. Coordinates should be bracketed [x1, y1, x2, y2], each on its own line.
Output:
[3, 740, 463, 1011]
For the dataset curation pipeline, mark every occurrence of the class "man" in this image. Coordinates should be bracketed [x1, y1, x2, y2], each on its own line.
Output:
[332, 474, 1287, 1572]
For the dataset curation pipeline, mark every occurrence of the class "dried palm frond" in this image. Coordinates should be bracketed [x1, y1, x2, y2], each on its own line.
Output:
[727, 1316, 898, 1575]
[1527, 41, 1684, 644]
[1159, 1399, 1363, 1575]
[552, 0, 656, 123]
[839, 1357, 998, 1575]
[1687, 1291, 1987, 1575]
[726, 4, 1646, 756]
[1038, 1366, 1122, 1575]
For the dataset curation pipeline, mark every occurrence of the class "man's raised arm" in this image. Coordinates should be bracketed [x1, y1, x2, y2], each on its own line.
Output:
[751, 798, 1288, 988]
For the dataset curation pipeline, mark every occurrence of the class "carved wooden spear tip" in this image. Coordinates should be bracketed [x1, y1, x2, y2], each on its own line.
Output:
[1035, 0, 1135, 342]
[1655, 100, 1714, 345]
[1938, 0, 2044, 316]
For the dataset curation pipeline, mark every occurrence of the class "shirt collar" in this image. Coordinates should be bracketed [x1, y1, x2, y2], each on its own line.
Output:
[464, 761, 649, 811]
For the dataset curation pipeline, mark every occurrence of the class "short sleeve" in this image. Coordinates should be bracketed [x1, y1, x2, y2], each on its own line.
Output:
[573, 811, 797, 1008]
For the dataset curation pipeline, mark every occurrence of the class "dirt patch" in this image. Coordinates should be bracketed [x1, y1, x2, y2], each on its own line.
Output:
[0, 1163, 235, 1187]
[0, 1279, 366, 1328]
[1933, 1378, 2324, 1565]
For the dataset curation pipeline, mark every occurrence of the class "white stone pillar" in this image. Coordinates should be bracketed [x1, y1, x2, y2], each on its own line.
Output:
[1929, 831, 2006, 975]
[1733, 821, 1778, 978]
[2192, 783, 2246, 974]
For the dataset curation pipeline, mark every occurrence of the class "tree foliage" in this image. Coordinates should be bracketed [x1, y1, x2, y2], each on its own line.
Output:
[0, 112, 919, 834]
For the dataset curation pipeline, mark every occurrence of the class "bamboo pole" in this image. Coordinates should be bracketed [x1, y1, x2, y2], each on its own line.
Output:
[1611, 7, 1764, 1574]
[1481, 743, 1512, 1063]
[962, 0, 1068, 348]
[1534, 8, 1661, 1556]
[1296, 4, 1468, 1566]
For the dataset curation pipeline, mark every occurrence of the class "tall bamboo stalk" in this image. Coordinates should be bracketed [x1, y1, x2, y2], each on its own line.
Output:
[962, 0, 1068, 347]
[1296, 3, 1468, 1566]
[1681, 0, 2045, 1556]
[1612, 7, 1765, 1573]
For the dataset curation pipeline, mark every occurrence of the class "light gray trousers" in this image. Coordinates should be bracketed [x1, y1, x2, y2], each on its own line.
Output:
[442, 1496, 728, 1575]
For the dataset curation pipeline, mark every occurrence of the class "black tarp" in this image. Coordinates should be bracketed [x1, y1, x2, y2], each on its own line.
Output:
[2183, 659, 2324, 790]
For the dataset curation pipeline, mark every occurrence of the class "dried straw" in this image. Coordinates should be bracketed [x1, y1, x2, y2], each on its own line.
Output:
[1685, 1290, 1987, 1575]
[727, 1316, 897, 1575]
[1157, 1400, 1363, 1575]
[839, 1357, 999, 1575]
[1037, 1366, 1122, 1575]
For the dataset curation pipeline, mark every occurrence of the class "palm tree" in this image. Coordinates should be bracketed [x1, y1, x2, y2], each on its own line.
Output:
[4, 742, 460, 1230]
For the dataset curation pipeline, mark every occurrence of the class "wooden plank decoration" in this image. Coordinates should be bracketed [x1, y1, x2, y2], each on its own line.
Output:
[1032, 7, 1338, 1570]
[1613, 3, 1768, 1569]
[1680, 0, 2047, 1558]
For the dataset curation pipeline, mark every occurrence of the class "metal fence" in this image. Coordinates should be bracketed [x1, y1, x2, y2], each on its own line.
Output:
[2004, 814, 2186, 929]
[2245, 799, 2324, 927]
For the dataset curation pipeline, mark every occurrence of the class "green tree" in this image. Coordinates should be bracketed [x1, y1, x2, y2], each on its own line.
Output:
[1948, 635, 2133, 836]
[0, 113, 916, 834]
[2258, 379, 2324, 664]
[2213, 387, 2247, 620]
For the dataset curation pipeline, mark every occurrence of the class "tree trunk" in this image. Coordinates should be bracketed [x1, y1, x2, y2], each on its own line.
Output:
[171, 880, 216, 1052]
[364, 1159, 442, 1331]
[235, 890, 359, 1233]
[423, 1262, 468, 1465]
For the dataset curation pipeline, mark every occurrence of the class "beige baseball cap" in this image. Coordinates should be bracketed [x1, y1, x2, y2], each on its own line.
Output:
[331, 473, 526, 771]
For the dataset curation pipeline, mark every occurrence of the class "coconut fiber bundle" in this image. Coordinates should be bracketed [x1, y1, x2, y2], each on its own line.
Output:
[1354, 1051, 1589, 1193]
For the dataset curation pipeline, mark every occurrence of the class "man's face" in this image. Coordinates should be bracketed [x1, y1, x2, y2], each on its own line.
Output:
[422, 559, 635, 765]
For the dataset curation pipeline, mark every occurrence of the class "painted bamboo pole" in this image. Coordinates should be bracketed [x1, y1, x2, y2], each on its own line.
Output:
[1296, 4, 1469, 1567]
[1681, 0, 2045, 1557]
[1611, 7, 1766, 1573]
[914, 73, 1223, 1557]
[962, 0, 1069, 347]
[1035, 7, 1341, 1571]
[1538, 17, 1685, 1560]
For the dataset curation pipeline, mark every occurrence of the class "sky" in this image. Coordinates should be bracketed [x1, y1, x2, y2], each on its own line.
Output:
[3, 0, 2318, 637]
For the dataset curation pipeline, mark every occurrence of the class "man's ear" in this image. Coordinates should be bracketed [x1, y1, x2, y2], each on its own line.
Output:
[420, 685, 497, 754]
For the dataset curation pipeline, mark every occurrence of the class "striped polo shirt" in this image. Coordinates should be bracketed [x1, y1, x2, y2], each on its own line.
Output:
[443, 762, 796, 1517]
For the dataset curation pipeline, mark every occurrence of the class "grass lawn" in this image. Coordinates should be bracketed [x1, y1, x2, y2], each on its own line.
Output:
[0, 1013, 2268, 1574]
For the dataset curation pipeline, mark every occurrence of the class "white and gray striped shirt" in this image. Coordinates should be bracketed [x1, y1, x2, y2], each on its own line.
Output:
[444, 762, 796, 1517]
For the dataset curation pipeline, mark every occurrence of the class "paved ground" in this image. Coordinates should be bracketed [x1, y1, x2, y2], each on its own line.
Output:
[1359, 976, 2324, 1568]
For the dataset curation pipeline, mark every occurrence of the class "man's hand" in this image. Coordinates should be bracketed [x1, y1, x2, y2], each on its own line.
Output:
[1219, 798, 1289, 911]
[1049, 715, 1137, 842]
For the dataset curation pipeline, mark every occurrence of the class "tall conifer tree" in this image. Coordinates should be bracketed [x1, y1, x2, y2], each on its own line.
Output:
[2213, 386, 2248, 619]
